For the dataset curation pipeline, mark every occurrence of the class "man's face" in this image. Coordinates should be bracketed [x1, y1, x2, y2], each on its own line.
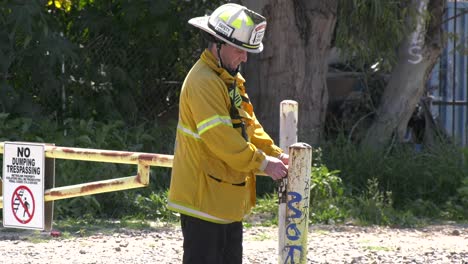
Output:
[219, 44, 248, 72]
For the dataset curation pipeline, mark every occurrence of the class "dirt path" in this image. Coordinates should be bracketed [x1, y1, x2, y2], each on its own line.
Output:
[0, 223, 467, 263]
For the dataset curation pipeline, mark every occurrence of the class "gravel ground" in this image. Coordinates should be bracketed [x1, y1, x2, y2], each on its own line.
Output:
[0, 223, 467, 264]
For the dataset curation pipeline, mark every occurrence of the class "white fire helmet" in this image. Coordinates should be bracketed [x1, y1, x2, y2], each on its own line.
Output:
[188, 3, 267, 53]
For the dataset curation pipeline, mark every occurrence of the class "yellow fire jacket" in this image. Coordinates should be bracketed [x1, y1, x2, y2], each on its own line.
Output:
[168, 49, 283, 223]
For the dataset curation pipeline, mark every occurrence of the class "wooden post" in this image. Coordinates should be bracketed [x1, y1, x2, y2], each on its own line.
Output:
[279, 143, 312, 264]
[279, 100, 298, 152]
[278, 100, 298, 258]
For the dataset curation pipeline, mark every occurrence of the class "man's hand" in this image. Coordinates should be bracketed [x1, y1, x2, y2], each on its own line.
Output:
[278, 153, 289, 165]
[264, 156, 288, 180]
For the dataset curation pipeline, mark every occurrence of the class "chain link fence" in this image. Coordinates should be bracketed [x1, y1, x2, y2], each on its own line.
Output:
[0, 1, 224, 126]
[46, 35, 189, 124]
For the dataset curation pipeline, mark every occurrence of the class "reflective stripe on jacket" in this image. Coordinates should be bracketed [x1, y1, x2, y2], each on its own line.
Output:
[168, 49, 283, 223]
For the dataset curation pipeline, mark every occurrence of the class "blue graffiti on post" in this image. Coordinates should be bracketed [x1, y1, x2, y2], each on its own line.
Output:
[287, 192, 302, 218]
[284, 245, 302, 264]
[284, 191, 303, 264]
[286, 222, 301, 240]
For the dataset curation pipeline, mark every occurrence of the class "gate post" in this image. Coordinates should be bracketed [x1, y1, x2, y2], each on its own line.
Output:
[278, 143, 312, 264]
[279, 100, 298, 152]
[278, 100, 298, 258]
[44, 143, 55, 232]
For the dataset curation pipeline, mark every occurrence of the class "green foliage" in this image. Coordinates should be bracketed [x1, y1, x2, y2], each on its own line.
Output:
[308, 157, 422, 227]
[441, 149, 468, 220]
[323, 138, 467, 208]
[130, 190, 179, 222]
[320, 136, 468, 225]
[0, 113, 176, 219]
[248, 193, 278, 226]
[256, 175, 278, 196]
[0, 0, 77, 116]
[311, 165, 343, 201]
[250, 139, 468, 227]
[2, 112, 467, 226]
[51, 118, 176, 219]
[0, 0, 226, 123]
[309, 148, 347, 224]
[406, 199, 441, 218]
[457, 177, 468, 211]
[335, 0, 408, 71]
[349, 178, 394, 225]
[441, 176, 468, 220]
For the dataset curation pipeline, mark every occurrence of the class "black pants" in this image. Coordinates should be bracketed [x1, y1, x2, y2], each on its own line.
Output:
[180, 214, 243, 264]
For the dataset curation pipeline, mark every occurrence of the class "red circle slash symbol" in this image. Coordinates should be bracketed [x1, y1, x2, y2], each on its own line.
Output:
[11, 185, 35, 224]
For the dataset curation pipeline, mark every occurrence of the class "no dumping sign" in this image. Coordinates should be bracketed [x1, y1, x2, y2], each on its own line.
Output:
[2, 142, 45, 230]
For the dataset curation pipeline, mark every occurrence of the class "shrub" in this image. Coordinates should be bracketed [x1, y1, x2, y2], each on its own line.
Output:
[308, 148, 347, 224]
[348, 178, 394, 225]
[323, 138, 468, 218]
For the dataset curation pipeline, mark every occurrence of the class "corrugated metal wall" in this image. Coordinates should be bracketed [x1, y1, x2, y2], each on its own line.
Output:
[429, 1, 468, 146]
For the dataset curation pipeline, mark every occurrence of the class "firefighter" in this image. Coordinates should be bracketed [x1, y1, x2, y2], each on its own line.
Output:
[168, 3, 288, 263]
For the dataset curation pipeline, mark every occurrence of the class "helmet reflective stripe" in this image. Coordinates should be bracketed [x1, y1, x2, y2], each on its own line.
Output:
[242, 43, 260, 49]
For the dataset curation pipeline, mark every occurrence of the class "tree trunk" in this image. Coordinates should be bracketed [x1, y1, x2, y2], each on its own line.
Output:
[241, 0, 337, 145]
[362, 0, 445, 148]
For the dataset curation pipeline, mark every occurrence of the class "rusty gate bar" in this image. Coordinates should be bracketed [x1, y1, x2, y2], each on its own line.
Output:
[0, 143, 174, 166]
[41, 145, 174, 167]
[0, 142, 170, 209]
[42, 163, 150, 202]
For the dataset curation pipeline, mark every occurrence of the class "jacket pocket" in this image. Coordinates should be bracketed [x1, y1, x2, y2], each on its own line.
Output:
[200, 155, 247, 185]
[200, 176, 249, 221]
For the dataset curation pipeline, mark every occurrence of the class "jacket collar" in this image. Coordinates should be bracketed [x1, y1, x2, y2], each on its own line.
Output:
[200, 49, 245, 87]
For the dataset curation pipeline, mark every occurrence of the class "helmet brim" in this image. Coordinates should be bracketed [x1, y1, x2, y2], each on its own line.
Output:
[188, 16, 263, 54]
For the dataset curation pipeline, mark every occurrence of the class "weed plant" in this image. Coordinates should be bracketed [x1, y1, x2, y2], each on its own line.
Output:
[321, 134, 468, 224]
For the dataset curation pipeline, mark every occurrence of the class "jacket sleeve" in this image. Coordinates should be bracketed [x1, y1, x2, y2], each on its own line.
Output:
[250, 111, 283, 158]
[187, 76, 266, 172]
